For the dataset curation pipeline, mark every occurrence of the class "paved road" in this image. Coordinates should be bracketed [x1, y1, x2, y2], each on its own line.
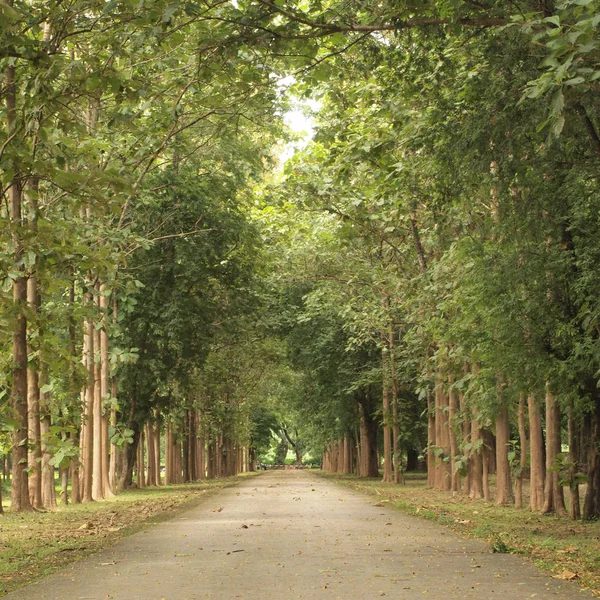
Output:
[2, 470, 594, 599]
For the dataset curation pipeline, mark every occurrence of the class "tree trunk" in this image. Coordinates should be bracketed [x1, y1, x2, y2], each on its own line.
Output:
[9, 269, 31, 509]
[5, 26, 31, 513]
[495, 403, 513, 505]
[381, 340, 393, 482]
[343, 434, 353, 473]
[207, 439, 216, 479]
[330, 442, 339, 472]
[154, 422, 161, 484]
[197, 414, 206, 479]
[40, 414, 56, 507]
[482, 441, 491, 501]
[388, 325, 402, 484]
[567, 399, 581, 520]
[528, 394, 545, 511]
[583, 393, 600, 520]
[435, 378, 451, 491]
[68, 279, 81, 504]
[70, 456, 81, 504]
[118, 423, 139, 492]
[357, 395, 379, 477]
[108, 377, 118, 491]
[459, 383, 471, 495]
[426, 388, 435, 486]
[60, 467, 69, 505]
[99, 285, 114, 497]
[27, 274, 43, 509]
[469, 417, 484, 499]
[448, 380, 459, 492]
[81, 311, 94, 503]
[515, 394, 527, 509]
[542, 385, 566, 515]
[92, 312, 103, 500]
[175, 439, 183, 481]
[146, 422, 156, 486]
[165, 422, 173, 484]
[108, 295, 119, 492]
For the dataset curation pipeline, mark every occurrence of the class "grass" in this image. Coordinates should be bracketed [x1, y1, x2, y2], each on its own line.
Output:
[0, 473, 258, 597]
[317, 471, 600, 597]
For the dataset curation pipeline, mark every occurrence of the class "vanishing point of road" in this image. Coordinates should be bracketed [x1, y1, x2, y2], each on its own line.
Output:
[2, 471, 594, 600]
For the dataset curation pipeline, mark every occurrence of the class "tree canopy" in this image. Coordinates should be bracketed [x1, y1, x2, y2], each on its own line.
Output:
[2, 0, 600, 522]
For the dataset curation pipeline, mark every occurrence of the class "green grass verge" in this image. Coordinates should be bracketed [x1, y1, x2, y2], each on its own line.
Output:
[316, 471, 600, 597]
[0, 473, 258, 597]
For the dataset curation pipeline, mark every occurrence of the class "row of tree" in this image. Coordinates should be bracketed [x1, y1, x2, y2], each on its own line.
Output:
[0, 0, 296, 511]
[255, 0, 600, 520]
[4, 0, 600, 524]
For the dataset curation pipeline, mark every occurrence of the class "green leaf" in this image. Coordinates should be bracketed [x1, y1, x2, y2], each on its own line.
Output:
[563, 76, 585, 86]
[543, 15, 561, 27]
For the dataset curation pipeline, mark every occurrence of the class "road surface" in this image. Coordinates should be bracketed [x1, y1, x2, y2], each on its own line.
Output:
[2, 470, 594, 599]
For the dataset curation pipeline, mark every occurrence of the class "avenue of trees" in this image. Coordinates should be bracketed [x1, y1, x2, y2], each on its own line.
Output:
[2, 0, 600, 522]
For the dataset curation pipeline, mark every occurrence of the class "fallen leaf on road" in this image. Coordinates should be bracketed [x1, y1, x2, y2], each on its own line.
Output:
[553, 570, 578, 581]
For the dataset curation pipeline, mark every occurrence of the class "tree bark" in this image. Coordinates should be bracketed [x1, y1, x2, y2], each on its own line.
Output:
[6, 53, 31, 511]
[426, 388, 435, 487]
[388, 324, 402, 484]
[343, 434, 353, 473]
[357, 394, 379, 477]
[40, 414, 56, 507]
[542, 385, 566, 515]
[495, 402, 513, 505]
[198, 414, 206, 479]
[482, 440, 491, 501]
[146, 422, 156, 486]
[583, 393, 600, 520]
[138, 427, 146, 487]
[528, 394, 545, 510]
[469, 417, 484, 499]
[99, 285, 114, 497]
[81, 310, 94, 503]
[515, 394, 527, 509]
[435, 377, 451, 491]
[459, 384, 471, 495]
[448, 380, 459, 492]
[381, 343, 393, 482]
[68, 279, 81, 504]
[567, 399, 581, 520]
[92, 308, 103, 500]
[27, 274, 43, 509]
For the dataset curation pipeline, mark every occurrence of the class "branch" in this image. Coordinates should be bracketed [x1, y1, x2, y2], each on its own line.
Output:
[282, 428, 297, 448]
[124, 228, 216, 257]
[577, 103, 600, 160]
[409, 214, 428, 273]
[254, 1, 507, 35]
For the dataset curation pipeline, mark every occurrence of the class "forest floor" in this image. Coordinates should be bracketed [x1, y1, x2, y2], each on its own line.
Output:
[0, 470, 597, 600]
[0, 475, 256, 597]
[320, 471, 600, 597]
